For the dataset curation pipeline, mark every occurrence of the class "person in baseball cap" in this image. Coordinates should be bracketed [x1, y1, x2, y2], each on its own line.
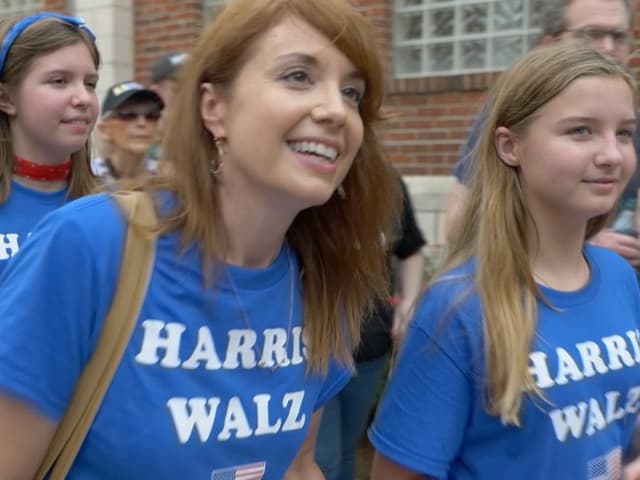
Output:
[93, 81, 164, 182]
[101, 80, 164, 115]
[150, 52, 188, 83]
[149, 52, 188, 107]
[148, 52, 188, 171]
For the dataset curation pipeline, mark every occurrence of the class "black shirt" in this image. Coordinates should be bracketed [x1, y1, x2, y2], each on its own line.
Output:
[355, 174, 427, 363]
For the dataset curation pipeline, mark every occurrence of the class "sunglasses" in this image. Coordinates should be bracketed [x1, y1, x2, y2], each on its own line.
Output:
[0, 13, 96, 79]
[109, 110, 163, 122]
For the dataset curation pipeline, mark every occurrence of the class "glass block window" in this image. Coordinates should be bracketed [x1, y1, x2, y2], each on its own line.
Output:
[202, 0, 228, 23]
[394, 0, 542, 77]
[0, 0, 41, 18]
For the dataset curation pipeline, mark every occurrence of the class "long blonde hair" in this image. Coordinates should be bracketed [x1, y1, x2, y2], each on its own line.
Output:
[144, 0, 400, 373]
[0, 15, 100, 203]
[445, 43, 637, 425]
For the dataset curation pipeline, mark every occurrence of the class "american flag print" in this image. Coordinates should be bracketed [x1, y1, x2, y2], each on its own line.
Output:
[210, 461, 266, 480]
[588, 447, 622, 480]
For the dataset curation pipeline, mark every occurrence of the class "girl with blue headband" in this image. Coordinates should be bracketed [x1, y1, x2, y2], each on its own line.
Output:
[0, 13, 99, 276]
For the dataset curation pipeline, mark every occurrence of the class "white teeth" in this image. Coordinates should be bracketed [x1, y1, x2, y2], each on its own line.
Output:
[288, 141, 338, 162]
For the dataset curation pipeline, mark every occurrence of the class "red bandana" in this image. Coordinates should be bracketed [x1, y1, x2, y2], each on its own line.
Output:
[12, 155, 72, 182]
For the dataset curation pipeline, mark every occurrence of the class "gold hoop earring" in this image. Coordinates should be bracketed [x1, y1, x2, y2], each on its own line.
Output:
[210, 160, 224, 176]
[211, 136, 226, 176]
[214, 136, 226, 158]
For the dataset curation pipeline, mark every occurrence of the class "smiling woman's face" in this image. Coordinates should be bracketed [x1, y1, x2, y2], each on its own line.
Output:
[199, 15, 366, 211]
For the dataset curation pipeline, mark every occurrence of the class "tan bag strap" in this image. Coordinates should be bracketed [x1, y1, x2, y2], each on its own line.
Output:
[35, 191, 158, 480]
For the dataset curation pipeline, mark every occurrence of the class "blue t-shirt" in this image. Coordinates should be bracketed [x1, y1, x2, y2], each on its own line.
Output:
[0, 181, 67, 276]
[0, 193, 351, 479]
[369, 245, 640, 479]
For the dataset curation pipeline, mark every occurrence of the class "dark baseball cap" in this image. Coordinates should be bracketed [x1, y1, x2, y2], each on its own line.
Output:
[101, 81, 164, 116]
[150, 52, 188, 84]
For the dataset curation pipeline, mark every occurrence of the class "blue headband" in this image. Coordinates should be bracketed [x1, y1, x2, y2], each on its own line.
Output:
[0, 13, 96, 80]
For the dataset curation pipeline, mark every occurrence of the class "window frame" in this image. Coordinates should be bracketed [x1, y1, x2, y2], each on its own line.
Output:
[393, 0, 542, 79]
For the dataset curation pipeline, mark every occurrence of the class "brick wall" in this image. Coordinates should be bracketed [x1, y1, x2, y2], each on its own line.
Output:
[130, 0, 640, 176]
[132, 1, 202, 85]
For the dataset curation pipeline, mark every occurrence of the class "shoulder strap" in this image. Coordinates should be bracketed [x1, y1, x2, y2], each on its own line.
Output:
[35, 191, 158, 480]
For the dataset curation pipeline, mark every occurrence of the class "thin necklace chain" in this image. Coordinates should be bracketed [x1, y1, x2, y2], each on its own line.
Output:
[224, 246, 295, 371]
[533, 256, 590, 290]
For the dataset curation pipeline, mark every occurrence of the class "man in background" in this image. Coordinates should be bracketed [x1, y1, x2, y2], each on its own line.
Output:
[147, 52, 188, 169]
[149, 51, 187, 112]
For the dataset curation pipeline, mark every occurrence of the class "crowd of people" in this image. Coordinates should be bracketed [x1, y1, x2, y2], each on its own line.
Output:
[0, 0, 640, 479]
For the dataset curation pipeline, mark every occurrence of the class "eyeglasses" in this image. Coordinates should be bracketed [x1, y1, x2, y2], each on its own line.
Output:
[109, 110, 162, 122]
[565, 27, 631, 46]
[0, 13, 96, 80]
